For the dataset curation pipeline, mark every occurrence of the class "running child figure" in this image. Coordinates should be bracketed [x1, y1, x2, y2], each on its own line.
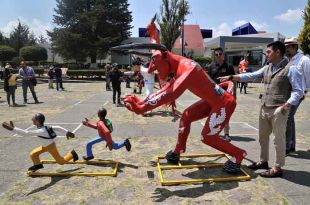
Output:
[2, 113, 78, 172]
[82, 108, 131, 161]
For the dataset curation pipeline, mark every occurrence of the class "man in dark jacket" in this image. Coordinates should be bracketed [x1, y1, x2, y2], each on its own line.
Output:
[54, 64, 64, 91]
[109, 63, 123, 105]
[207, 47, 236, 142]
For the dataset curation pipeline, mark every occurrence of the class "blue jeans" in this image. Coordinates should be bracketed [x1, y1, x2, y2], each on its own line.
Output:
[286, 100, 301, 150]
[22, 80, 38, 103]
[86, 136, 125, 157]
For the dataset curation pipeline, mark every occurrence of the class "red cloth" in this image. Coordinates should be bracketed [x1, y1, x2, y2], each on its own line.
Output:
[239, 59, 248, 73]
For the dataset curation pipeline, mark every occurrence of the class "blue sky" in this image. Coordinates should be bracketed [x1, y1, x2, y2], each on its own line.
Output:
[0, 0, 307, 39]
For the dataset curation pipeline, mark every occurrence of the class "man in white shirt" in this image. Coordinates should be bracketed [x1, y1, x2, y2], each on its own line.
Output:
[284, 37, 310, 154]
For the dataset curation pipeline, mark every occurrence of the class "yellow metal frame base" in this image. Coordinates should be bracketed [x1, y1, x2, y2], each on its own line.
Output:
[157, 153, 251, 186]
[27, 160, 119, 177]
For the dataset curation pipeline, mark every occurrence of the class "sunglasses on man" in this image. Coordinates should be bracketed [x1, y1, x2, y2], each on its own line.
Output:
[215, 53, 223, 57]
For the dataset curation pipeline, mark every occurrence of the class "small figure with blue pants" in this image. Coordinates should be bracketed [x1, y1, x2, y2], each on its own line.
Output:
[82, 108, 131, 161]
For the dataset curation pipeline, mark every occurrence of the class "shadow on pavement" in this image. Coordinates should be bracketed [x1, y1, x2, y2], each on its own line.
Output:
[286, 150, 310, 160]
[230, 135, 256, 142]
[152, 182, 238, 202]
[282, 169, 310, 187]
[26, 167, 82, 196]
[88, 160, 139, 173]
[145, 110, 181, 122]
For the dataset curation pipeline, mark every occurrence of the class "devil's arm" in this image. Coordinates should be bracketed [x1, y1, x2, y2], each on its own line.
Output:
[137, 73, 190, 113]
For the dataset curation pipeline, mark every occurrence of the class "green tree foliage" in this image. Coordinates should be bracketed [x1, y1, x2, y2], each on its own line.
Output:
[9, 21, 36, 53]
[157, 0, 190, 51]
[48, 0, 132, 63]
[299, 0, 310, 55]
[0, 32, 8, 45]
[0, 45, 17, 63]
[20, 45, 48, 61]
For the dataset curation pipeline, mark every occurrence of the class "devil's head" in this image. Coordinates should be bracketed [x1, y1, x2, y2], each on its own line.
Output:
[110, 43, 172, 81]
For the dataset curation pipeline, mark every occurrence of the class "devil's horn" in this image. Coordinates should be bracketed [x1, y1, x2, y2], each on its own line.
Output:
[110, 43, 167, 51]
[126, 50, 152, 57]
[151, 14, 157, 23]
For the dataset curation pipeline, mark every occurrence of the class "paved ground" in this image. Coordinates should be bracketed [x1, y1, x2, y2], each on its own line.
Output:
[0, 82, 309, 205]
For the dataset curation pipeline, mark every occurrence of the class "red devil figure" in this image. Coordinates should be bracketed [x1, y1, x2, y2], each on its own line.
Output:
[112, 21, 246, 173]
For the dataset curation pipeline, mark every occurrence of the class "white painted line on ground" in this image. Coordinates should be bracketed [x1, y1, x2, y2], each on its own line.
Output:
[74, 100, 83, 106]
[45, 123, 81, 125]
[227, 133, 258, 136]
[72, 123, 83, 133]
[241, 122, 259, 131]
[103, 101, 109, 106]
[198, 121, 258, 135]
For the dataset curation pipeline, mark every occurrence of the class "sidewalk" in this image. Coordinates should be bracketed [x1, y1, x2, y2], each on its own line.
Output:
[0, 82, 309, 204]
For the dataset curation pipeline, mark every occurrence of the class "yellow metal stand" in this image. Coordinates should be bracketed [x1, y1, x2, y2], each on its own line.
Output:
[157, 153, 251, 186]
[27, 160, 119, 177]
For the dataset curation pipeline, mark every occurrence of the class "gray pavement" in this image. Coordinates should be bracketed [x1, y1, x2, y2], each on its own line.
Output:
[0, 82, 309, 204]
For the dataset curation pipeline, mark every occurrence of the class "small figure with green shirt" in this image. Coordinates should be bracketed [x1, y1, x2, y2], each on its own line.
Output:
[82, 107, 131, 161]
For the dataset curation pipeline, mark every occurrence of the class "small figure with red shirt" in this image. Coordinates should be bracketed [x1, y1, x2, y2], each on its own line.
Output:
[82, 108, 131, 161]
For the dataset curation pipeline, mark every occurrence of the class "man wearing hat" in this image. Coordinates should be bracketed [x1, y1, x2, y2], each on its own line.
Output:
[284, 37, 310, 154]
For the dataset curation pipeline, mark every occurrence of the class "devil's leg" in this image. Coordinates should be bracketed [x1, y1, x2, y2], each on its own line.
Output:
[174, 99, 211, 154]
[201, 94, 246, 164]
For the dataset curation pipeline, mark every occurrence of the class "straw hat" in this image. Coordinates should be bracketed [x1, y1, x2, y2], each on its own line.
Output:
[284, 37, 299, 45]
[5, 64, 12, 69]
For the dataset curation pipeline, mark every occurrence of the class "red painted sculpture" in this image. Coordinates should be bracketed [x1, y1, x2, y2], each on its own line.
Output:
[112, 21, 246, 173]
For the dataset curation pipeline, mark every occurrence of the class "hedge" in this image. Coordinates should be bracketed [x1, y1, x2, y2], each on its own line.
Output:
[10, 68, 44, 77]
[66, 70, 105, 79]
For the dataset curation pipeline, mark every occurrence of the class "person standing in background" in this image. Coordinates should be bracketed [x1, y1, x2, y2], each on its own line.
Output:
[239, 54, 249, 94]
[48, 66, 54, 89]
[284, 37, 310, 154]
[54, 64, 64, 91]
[109, 63, 123, 105]
[207, 47, 236, 142]
[18, 61, 39, 104]
[3, 64, 18, 107]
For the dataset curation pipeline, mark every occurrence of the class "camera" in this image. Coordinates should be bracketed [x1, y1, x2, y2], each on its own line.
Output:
[259, 94, 263, 99]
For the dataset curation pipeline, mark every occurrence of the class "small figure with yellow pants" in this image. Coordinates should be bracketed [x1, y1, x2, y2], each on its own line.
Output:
[2, 113, 78, 172]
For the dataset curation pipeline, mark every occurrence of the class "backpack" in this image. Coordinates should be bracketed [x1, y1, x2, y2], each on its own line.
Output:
[104, 118, 113, 133]
[38, 126, 57, 139]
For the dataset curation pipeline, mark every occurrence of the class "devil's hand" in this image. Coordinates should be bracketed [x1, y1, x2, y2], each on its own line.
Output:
[122, 94, 142, 104]
[123, 95, 144, 115]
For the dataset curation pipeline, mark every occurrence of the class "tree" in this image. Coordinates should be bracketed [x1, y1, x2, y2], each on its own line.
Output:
[0, 32, 8, 45]
[20, 45, 47, 61]
[0, 45, 17, 63]
[9, 21, 36, 53]
[48, 0, 132, 63]
[157, 0, 190, 51]
[38, 35, 48, 44]
[299, 0, 310, 55]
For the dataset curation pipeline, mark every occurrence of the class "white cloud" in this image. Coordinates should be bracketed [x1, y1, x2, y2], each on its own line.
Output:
[212, 23, 232, 37]
[234, 20, 268, 31]
[274, 9, 303, 23]
[0, 17, 53, 40]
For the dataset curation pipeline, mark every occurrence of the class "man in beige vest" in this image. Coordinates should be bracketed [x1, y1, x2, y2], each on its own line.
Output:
[219, 41, 304, 178]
